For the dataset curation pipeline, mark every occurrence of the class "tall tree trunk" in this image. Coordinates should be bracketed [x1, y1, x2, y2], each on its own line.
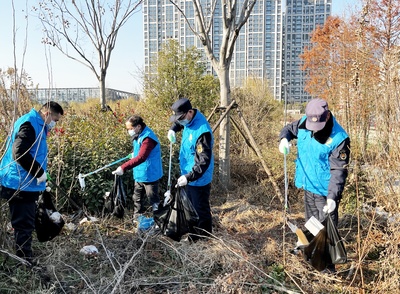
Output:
[218, 67, 231, 189]
[100, 71, 107, 110]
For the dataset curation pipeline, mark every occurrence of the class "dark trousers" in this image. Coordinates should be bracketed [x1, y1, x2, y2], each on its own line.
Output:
[304, 190, 339, 226]
[186, 184, 212, 238]
[1, 187, 39, 260]
[132, 181, 159, 215]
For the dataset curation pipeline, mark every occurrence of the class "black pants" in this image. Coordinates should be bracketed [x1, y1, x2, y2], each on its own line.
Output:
[1, 186, 39, 260]
[304, 190, 339, 226]
[186, 184, 212, 239]
[132, 181, 159, 215]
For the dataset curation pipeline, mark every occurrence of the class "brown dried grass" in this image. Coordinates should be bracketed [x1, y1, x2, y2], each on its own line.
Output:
[1, 160, 400, 293]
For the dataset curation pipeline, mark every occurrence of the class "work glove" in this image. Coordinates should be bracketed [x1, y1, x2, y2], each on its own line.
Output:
[323, 199, 336, 214]
[37, 172, 47, 185]
[163, 190, 171, 206]
[279, 138, 290, 155]
[168, 130, 176, 144]
[112, 166, 124, 176]
[176, 175, 188, 187]
[45, 181, 51, 192]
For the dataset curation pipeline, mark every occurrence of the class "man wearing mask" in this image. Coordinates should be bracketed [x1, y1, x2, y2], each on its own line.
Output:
[0, 101, 64, 264]
[112, 115, 163, 219]
[166, 98, 214, 241]
[278, 98, 350, 273]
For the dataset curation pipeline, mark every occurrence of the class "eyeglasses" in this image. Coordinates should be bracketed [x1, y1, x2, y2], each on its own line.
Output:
[178, 112, 187, 121]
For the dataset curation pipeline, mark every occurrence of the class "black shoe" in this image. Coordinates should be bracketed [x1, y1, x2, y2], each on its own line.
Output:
[289, 245, 305, 256]
[320, 265, 336, 275]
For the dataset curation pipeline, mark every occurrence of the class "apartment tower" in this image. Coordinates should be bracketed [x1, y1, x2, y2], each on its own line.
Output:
[143, 0, 331, 103]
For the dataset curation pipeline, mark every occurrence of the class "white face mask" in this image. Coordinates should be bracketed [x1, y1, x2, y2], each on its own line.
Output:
[128, 129, 136, 136]
[47, 120, 56, 130]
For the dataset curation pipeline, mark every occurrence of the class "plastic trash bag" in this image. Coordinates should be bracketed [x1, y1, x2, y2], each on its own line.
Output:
[326, 213, 347, 264]
[138, 215, 155, 231]
[303, 214, 347, 271]
[35, 190, 65, 242]
[154, 186, 199, 242]
[104, 175, 126, 218]
[303, 227, 330, 271]
[80, 245, 99, 256]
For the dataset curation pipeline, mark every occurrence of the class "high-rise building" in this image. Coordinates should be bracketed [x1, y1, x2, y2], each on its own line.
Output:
[143, 0, 331, 104]
[283, 0, 332, 104]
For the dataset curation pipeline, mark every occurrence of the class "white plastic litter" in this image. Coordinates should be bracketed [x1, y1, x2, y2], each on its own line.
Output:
[305, 216, 324, 236]
[80, 245, 99, 256]
[64, 223, 76, 231]
[49, 211, 62, 223]
[79, 216, 99, 225]
[7, 222, 13, 233]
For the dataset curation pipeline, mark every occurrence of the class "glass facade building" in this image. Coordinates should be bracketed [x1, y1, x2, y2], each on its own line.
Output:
[143, 0, 331, 103]
[283, 0, 331, 103]
[28, 88, 139, 104]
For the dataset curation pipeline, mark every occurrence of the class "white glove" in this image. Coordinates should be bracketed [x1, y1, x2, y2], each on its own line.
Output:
[112, 166, 124, 176]
[168, 130, 176, 144]
[279, 138, 290, 155]
[164, 190, 171, 206]
[37, 172, 47, 185]
[45, 182, 51, 192]
[323, 199, 336, 214]
[177, 175, 188, 187]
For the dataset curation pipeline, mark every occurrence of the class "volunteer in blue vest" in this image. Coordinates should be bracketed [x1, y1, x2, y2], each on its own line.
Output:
[279, 98, 350, 272]
[166, 98, 214, 241]
[112, 115, 163, 218]
[0, 101, 64, 264]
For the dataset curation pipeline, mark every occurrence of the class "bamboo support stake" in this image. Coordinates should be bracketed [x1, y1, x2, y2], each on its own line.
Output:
[211, 100, 237, 133]
[230, 116, 257, 155]
[207, 103, 220, 121]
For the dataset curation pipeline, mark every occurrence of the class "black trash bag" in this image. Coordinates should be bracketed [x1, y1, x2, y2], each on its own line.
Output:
[303, 214, 347, 271]
[153, 201, 171, 231]
[303, 227, 331, 271]
[326, 214, 347, 264]
[154, 187, 199, 242]
[180, 189, 199, 225]
[35, 190, 65, 242]
[104, 175, 126, 218]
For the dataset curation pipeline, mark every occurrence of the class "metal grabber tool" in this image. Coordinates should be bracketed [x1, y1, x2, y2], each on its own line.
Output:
[78, 153, 132, 191]
[162, 142, 173, 206]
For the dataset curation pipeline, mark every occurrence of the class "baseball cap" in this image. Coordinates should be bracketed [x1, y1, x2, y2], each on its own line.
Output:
[169, 98, 192, 122]
[305, 98, 329, 131]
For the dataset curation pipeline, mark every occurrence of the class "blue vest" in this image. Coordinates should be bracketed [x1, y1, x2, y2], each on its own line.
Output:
[0, 109, 48, 191]
[132, 126, 163, 182]
[180, 110, 214, 186]
[295, 116, 348, 196]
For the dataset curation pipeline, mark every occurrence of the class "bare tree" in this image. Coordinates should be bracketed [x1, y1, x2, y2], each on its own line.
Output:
[170, 0, 256, 187]
[37, 0, 142, 109]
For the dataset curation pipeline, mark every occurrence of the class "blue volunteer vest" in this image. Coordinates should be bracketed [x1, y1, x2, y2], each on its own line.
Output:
[132, 126, 163, 182]
[180, 110, 214, 186]
[0, 109, 48, 192]
[295, 116, 348, 196]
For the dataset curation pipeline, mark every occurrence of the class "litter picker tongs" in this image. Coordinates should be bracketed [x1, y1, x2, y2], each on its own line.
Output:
[78, 153, 132, 191]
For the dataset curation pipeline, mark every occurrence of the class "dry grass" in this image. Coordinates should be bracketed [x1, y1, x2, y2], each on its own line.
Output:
[1, 161, 400, 293]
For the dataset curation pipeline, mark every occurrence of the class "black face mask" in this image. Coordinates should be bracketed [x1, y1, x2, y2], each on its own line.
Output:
[313, 113, 333, 144]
